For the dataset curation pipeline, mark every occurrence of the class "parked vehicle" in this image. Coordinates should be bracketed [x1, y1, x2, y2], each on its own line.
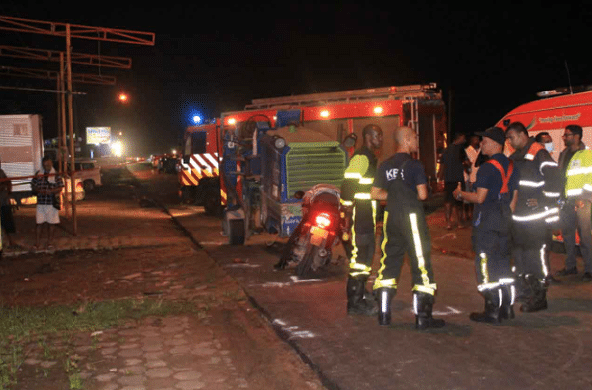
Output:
[72, 159, 102, 191]
[276, 184, 345, 276]
[0, 114, 44, 204]
[495, 86, 592, 247]
[219, 84, 446, 245]
[178, 121, 223, 215]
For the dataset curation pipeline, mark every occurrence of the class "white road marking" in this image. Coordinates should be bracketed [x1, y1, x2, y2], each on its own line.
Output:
[272, 319, 315, 339]
[289, 276, 322, 283]
[434, 233, 457, 240]
[224, 263, 261, 268]
[410, 306, 462, 316]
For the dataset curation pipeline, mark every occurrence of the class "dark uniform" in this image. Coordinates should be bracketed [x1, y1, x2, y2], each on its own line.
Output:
[373, 153, 444, 329]
[470, 152, 518, 323]
[510, 139, 562, 311]
[341, 145, 380, 314]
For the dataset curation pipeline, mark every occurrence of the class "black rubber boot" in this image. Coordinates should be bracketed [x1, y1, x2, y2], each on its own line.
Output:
[500, 283, 515, 320]
[470, 289, 502, 324]
[414, 292, 445, 330]
[520, 276, 548, 312]
[346, 276, 378, 316]
[375, 287, 396, 326]
[515, 274, 532, 303]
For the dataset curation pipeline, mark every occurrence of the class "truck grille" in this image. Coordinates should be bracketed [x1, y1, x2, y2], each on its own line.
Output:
[285, 142, 346, 196]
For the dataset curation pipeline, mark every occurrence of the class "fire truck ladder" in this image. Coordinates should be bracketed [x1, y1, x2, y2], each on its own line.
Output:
[245, 83, 441, 110]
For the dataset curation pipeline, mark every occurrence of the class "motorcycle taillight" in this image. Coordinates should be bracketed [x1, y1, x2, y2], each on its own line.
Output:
[315, 212, 331, 229]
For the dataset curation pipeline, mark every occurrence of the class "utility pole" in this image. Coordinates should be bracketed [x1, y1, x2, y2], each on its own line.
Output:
[0, 15, 154, 235]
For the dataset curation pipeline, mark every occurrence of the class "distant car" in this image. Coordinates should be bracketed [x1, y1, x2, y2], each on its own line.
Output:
[71, 159, 102, 191]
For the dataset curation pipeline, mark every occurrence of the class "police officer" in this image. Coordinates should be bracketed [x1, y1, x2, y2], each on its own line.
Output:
[371, 126, 445, 329]
[341, 124, 383, 315]
[454, 127, 518, 323]
[505, 122, 562, 312]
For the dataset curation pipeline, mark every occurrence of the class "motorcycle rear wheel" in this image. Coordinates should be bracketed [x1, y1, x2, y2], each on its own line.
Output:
[296, 244, 319, 277]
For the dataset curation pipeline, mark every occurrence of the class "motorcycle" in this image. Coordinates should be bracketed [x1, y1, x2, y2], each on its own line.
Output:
[275, 185, 346, 277]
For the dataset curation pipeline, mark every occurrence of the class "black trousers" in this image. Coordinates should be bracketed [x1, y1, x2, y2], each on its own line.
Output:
[373, 208, 437, 295]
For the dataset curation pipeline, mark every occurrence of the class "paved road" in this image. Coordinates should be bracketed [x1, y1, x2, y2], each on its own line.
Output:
[137, 166, 592, 390]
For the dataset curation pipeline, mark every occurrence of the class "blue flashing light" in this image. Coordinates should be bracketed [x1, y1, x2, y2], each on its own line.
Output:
[193, 115, 202, 124]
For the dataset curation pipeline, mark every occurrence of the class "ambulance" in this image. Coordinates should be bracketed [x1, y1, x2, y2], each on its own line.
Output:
[496, 87, 592, 161]
[496, 86, 592, 247]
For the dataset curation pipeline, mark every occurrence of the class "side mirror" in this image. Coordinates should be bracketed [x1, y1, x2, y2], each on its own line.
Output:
[293, 190, 305, 199]
[342, 133, 357, 149]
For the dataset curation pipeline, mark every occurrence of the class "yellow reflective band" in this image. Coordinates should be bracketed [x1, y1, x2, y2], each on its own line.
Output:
[372, 200, 377, 224]
[350, 271, 371, 277]
[350, 206, 358, 263]
[374, 278, 397, 289]
[340, 199, 353, 206]
[354, 193, 372, 200]
[409, 213, 431, 287]
[374, 210, 389, 290]
[344, 155, 370, 178]
[480, 252, 489, 284]
[412, 284, 436, 295]
[359, 177, 374, 185]
[349, 262, 372, 272]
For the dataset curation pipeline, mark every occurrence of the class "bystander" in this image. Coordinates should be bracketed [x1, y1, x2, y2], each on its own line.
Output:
[0, 160, 15, 248]
[438, 133, 469, 229]
[31, 157, 64, 251]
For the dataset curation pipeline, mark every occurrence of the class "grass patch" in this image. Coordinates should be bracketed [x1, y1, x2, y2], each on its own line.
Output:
[0, 298, 201, 389]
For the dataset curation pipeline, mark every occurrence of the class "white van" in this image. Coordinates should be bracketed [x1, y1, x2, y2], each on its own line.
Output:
[71, 159, 102, 191]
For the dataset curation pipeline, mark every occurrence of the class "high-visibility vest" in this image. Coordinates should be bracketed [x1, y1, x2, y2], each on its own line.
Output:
[565, 149, 592, 198]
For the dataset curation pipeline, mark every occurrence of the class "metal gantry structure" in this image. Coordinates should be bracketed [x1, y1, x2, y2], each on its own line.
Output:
[0, 15, 155, 234]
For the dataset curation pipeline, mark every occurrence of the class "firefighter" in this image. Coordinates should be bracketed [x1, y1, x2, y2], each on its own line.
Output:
[454, 127, 518, 324]
[371, 126, 445, 329]
[505, 122, 562, 312]
[341, 124, 383, 316]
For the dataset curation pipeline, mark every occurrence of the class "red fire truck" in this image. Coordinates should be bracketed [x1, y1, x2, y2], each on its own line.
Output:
[217, 84, 448, 243]
[178, 120, 225, 215]
[221, 83, 447, 184]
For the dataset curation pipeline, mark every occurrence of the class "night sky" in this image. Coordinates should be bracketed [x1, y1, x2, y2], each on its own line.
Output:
[0, 2, 590, 155]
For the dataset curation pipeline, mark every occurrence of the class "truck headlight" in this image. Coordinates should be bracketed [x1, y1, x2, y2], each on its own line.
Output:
[274, 136, 286, 149]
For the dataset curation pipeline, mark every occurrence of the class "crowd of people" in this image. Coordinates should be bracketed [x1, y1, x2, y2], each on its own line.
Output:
[341, 122, 592, 329]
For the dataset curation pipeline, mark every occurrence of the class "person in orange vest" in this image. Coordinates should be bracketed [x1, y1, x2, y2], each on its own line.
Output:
[505, 122, 562, 312]
[454, 127, 519, 323]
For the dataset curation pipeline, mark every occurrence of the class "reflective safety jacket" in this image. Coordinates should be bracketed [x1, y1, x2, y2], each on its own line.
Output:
[341, 146, 381, 234]
[565, 149, 592, 199]
[510, 139, 563, 225]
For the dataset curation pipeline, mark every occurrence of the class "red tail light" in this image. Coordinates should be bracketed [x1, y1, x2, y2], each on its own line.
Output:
[315, 212, 331, 228]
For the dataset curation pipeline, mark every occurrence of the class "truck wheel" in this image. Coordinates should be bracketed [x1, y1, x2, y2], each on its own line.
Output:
[296, 244, 319, 277]
[83, 180, 95, 192]
[228, 219, 245, 245]
[204, 188, 222, 216]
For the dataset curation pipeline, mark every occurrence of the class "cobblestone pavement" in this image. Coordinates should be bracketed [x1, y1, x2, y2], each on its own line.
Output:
[1, 169, 325, 390]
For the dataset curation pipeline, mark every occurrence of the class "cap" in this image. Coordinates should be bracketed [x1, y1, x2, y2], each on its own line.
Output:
[476, 127, 505, 145]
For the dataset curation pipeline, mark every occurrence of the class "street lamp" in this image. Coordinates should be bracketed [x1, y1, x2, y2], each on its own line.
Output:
[118, 93, 129, 103]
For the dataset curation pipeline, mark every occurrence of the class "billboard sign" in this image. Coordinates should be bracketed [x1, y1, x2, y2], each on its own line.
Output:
[86, 127, 111, 145]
